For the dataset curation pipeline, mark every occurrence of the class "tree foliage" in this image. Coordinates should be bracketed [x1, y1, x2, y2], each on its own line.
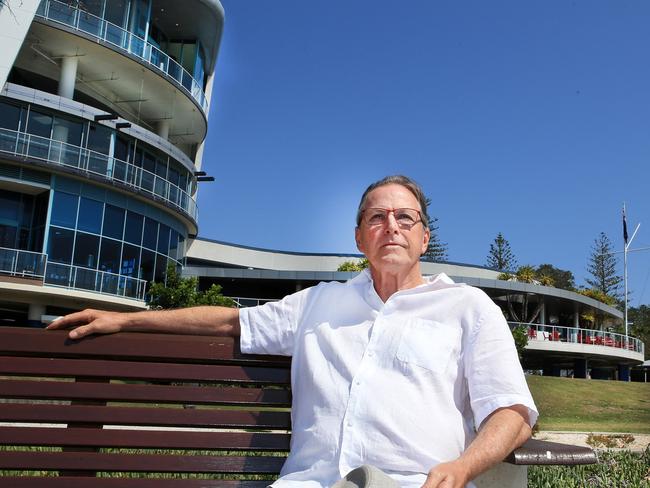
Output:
[585, 232, 622, 300]
[337, 258, 369, 272]
[628, 304, 650, 359]
[535, 264, 575, 291]
[422, 198, 448, 262]
[148, 265, 235, 309]
[486, 232, 517, 271]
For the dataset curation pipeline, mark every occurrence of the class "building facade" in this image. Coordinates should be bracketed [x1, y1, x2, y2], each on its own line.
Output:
[0, 0, 224, 324]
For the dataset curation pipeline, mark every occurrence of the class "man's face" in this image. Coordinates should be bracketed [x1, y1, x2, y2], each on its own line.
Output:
[355, 184, 430, 273]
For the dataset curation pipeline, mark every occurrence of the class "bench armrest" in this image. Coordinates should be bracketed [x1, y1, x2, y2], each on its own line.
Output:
[505, 438, 597, 465]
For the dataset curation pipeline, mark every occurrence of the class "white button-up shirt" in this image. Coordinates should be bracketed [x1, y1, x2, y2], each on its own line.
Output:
[239, 271, 538, 488]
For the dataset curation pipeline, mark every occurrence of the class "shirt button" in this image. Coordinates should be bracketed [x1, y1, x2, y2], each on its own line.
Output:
[368, 351, 374, 357]
[347, 420, 353, 427]
[355, 380, 361, 386]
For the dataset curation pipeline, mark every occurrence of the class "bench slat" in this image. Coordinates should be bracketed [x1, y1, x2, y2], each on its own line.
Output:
[0, 404, 292, 429]
[0, 329, 289, 365]
[2, 477, 272, 487]
[0, 427, 289, 451]
[0, 451, 287, 473]
[0, 426, 291, 451]
[0, 356, 291, 384]
[0, 380, 291, 406]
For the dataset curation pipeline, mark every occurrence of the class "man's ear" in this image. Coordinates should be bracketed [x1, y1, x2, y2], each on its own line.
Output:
[421, 226, 430, 255]
[355, 227, 363, 253]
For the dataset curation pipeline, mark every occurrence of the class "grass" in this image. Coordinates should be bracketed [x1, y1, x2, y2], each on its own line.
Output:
[526, 375, 650, 433]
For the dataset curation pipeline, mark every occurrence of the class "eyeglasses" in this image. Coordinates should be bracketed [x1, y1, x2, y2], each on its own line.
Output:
[360, 208, 423, 229]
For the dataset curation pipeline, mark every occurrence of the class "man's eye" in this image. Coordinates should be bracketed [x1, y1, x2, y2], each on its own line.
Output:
[396, 211, 416, 224]
[367, 212, 386, 224]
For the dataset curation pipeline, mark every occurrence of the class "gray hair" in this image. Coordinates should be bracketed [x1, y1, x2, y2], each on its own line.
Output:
[356, 175, 430, 228]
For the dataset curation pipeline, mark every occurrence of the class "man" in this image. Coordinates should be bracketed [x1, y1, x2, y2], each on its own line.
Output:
[49, 175, 537, 488]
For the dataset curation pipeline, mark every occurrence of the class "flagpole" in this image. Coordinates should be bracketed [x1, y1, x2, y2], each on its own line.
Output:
[623, 203, 628, 339]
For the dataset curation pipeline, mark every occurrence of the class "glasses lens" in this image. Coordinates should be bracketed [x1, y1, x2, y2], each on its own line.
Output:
[365, 209, 386, 225]
[395, 209, 418, 226]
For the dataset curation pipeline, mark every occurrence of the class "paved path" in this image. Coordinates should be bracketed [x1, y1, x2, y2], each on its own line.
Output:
[536, 431, 650, 452]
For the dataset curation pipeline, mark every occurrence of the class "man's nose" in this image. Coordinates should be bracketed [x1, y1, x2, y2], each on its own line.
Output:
[384, 212, 400, 233]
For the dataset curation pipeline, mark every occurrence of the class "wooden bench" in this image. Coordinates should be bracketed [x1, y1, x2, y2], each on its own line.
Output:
[0, 326, 597, 487]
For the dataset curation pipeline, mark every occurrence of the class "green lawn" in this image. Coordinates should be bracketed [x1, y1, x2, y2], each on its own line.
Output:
[526, 375, 650, 433]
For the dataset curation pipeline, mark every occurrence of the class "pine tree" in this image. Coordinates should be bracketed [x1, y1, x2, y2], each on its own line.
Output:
[585, 232, 622, 299]
[422, 198, 448, 262]
[486, 232, 517, 271]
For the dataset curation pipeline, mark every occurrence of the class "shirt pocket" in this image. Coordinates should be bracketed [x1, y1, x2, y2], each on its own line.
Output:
[396, 318, 461, 373]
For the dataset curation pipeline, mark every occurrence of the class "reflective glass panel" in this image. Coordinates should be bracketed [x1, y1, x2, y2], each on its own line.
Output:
[99, 237, 121, 273]
[142, 217, 158, 250]
[26, 110, 52, 138]
[121, 243, 140, 277]
[52, 116, 83, 146]
[50, 191, 78, 228]
[47, 227, 74, 263]
[124, 211, 143, 245]
[73, 232, 100, 269]
[0, 101, 22, 130]
[157, 224, 170, 254]
[103, 204, 125, 239]
[77, 197, 104, 234]
[139, 248, 155, 282]
[87, 123, 112, 154]
[154, 253, 166, 282]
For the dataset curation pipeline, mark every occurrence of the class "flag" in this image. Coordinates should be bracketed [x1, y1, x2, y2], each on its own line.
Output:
[623, 204, 628, 244]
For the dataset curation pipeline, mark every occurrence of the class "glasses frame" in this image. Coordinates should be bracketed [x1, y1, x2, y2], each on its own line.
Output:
[360, 207, 424, 229]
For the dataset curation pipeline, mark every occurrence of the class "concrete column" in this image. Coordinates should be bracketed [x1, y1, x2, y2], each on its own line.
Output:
[574, 303, 580, 327]
[27, 303, 46, 328]
[574, 358, 588, 379]
[58, 56, 79, 99]
[156, 119, 170, 140]
[618, 364, 630, 382]
[539, 302, 546, 325]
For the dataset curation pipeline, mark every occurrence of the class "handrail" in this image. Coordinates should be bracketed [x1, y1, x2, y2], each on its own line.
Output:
[44, 261, 147, 301]
[0, 127, 198, 221]
[509, 321, 644, 355]
[35, 0, 208, 112]
[0, 246, 146, 301]
[0, 247, 47, 278]
[228, 296, 277, 308]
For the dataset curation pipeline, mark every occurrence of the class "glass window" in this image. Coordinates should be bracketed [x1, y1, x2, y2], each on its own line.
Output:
[47, 227, 74, 263]
[26, 109, 53, 138]
[154, 253, 167, 282]
[0, 101, 22, 130]
[0, 224, 17, 248]
[0, 191, 20, 223]
[124, 211, 143, 245]
[77, 197, 103, 234]
[87, 123, 112, 154]
[99, 237, 121, 273]
[103, 204, 125, 239]
[139, 248, 155, 282]
[121, 243, 140, 277]
[104, 0, 128, 28]
[142, 217, 158, 250]
[157, 224, 170, 254]
[114, 135, 131, 162]
[168, 230, 178, 260]
[73, 232, 100, 268]
[52, 116, 83, 146]
[50, 191, 78, 228]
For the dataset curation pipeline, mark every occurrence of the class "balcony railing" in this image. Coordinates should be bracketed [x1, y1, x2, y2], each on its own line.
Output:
[0, 128, 198, 222]
[509, 322, 645, 355]
[45, 262, 147, 301]
[0, 247, 47, 278]
[0, 246, 146, 301]
[35, 0, 208, 112]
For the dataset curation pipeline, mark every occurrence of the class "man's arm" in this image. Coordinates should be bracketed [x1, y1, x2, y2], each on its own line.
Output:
[46, 306, 240, 340]
[421, 404, 531, 488]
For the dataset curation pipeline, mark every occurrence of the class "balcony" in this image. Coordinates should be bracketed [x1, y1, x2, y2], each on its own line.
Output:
[0, 247, 146, 301]
[0, 127, 198, 222]
[35, 0, 208, 113]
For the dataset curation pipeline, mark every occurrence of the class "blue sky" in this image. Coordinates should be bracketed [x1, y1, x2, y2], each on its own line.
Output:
[198, 0, 650, 306]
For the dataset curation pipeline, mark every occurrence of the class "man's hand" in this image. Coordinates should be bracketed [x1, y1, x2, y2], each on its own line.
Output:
[46, 309, 129, 339]
[421, 460, 469, 488]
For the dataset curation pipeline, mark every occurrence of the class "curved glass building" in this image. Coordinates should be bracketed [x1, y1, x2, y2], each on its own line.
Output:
[0, 0, 224, 324]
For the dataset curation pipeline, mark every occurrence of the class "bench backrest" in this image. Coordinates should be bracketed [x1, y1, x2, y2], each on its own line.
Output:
[0, 326, 596, 486]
